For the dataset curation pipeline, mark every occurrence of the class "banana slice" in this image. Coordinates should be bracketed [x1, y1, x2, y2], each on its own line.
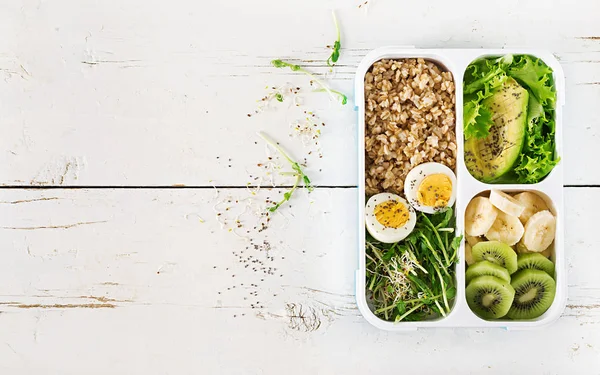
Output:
[516, 238, 554, 259]
[489, 190, 525, 217]
[541, 247, 553, 259]
[513, 192, 549, 224]
[515, 240, 530, 254]
[485, 211, 524, 246]
[522, 210, 556, 252]
[466, 235, 483, 247]
[465, 197, 499, 236]
[465, 242, 475, 265]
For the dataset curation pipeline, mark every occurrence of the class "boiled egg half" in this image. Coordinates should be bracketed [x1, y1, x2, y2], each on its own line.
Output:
[366, 193, 417, 243]
[404, 162, 457, 214]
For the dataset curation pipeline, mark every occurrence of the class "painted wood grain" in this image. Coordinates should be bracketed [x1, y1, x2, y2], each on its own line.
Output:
[1, 0, 599, 373]
[0, 187, 598, 373]
[1, 0, 599, 186]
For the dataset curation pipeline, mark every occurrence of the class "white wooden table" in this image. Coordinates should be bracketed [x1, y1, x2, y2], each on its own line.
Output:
[2, 1, 599, 373]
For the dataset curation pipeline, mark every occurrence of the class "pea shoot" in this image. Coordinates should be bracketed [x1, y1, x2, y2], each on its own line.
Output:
[271, 59, 347, 105]
[257, 132, 314, 213]
[326, 11, 341, 67]
[365, 208, 462, 322]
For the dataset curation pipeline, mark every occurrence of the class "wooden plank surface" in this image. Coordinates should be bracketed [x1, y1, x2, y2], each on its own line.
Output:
[1, 0, 599, 186]
[0, 187, 599, 373]
[1, 0, 599, 373]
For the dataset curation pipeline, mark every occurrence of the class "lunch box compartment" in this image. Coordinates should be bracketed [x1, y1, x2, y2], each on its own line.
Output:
[461, 53, 562, 185]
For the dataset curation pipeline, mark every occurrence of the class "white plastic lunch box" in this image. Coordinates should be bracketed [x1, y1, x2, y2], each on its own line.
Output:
[355, 48, 565, 330]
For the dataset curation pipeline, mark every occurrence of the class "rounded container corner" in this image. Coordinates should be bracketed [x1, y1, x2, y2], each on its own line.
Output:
[355, 277, 418, 332]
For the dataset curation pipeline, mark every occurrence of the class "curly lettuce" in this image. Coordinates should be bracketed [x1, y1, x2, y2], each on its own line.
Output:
[509, 57, 555, 107]
[463, 54, 559, 183]
[463, 101, 493, 139]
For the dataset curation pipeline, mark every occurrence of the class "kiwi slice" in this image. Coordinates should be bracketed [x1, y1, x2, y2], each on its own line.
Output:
[466, 261, 511, 285]
[472, 241, 518, 274]
[466, 276, 515, 319]
[507, 269, 556, 320]
[517, 253, 555, 277]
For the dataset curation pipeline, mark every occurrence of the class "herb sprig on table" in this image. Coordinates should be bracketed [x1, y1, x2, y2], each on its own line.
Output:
[254, 10, 344, 215]
[257, 132, 314, 213]
[271, 60, 347, 105]
[366, 208, 462, 322]
[326, 11, 341, 67]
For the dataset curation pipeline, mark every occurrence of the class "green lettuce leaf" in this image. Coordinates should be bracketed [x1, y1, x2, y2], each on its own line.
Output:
[514, 131, 559, 183]
[526, 93, 544, 132]
[464, 59, 509, 95]
[514, 154, 560, 183]
[508, 56, 556, 107]
[464, 101, 494, 139]
[521, 94, 543, 154]
[462, 56, 510, 139]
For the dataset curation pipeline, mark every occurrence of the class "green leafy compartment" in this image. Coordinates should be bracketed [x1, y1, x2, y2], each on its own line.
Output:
[365, 207, 462, 322]
[463, 54, 559, 184]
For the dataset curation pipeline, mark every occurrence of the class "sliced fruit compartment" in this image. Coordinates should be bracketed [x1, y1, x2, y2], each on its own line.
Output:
[461, 53, 561, 185]
[462, 188, 561, 322]
[358, 53, 462, 327]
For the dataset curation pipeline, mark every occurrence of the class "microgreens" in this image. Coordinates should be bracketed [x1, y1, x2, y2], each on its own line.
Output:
[366, 208, 462, 322]
[326, 11, 341, 67]
[289, 111, 324, 158]
[270, 59, 347, 105]
[249, 85, 300, 117]
[257, 132, 314, 213]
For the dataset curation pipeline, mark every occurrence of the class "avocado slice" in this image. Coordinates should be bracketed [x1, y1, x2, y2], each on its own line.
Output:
[465, 78, 528, 182]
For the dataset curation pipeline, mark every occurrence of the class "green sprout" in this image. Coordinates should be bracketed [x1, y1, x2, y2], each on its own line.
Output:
[257, 132, 314, 213]
[270, 59, 347, 105]
[327, 11, 341, 67]
[275, 93, 284, 102]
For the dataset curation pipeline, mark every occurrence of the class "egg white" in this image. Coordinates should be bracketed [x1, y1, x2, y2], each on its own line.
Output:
[404, 162, 457, 214]
[365, 193, 417, 243]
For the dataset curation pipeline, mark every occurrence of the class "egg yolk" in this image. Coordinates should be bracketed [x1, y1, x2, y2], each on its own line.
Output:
[374, 200, 410, 228]
[417, 174, 452, 208]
